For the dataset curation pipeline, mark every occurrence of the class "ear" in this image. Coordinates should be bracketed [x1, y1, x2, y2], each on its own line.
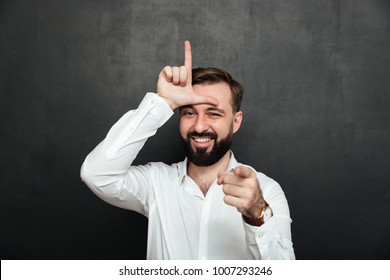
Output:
[232, 111, 243, 134]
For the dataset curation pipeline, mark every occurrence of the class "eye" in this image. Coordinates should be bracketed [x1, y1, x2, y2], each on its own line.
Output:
[181, 110, 195, 117]
[208, 112, 222, 118]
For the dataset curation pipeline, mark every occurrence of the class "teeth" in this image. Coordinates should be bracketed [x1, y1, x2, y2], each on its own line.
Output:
[194, 137, 211, 143]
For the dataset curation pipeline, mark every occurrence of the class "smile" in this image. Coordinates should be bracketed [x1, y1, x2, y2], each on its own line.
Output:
[193, 137, 212, 143]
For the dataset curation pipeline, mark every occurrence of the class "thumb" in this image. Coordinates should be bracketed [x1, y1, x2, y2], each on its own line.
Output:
[217, 171, 228, 185]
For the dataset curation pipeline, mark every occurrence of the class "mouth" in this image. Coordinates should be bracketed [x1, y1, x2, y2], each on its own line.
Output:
[193, 137, 212, 143]
[191, 136, 214, 148]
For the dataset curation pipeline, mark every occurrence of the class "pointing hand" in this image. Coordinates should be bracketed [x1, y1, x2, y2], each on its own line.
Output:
[218, 166, 268, 226]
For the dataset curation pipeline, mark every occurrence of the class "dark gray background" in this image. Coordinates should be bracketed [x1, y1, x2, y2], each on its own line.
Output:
[1, 0, 389, 259]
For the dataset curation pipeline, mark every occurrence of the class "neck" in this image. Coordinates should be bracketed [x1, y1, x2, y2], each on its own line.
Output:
[187, 151, 231, 195]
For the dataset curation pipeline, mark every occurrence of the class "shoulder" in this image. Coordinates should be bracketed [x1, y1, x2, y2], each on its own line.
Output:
[142, 161, 184, 178]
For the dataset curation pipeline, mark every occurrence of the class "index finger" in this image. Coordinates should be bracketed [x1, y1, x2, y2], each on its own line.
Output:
[184, 40, 192, 82]
[233, 166, 256, 179]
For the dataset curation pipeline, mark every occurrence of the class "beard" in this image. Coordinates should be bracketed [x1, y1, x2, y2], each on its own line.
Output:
[181, 128, 233, 167]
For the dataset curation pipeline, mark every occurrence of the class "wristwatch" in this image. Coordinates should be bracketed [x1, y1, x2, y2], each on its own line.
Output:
[259, 202, 273, 225]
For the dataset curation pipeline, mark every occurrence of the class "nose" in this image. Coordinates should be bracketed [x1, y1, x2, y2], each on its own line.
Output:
[194, 114, 210, 133]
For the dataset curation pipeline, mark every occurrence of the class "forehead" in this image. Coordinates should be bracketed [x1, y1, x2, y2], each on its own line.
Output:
[192, 82, 233, 111]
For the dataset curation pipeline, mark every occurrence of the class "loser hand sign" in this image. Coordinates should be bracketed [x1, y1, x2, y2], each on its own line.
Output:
[157, 41, 218, 110]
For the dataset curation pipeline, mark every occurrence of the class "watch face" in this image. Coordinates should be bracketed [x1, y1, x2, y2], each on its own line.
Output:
[263, 207, 273, 222]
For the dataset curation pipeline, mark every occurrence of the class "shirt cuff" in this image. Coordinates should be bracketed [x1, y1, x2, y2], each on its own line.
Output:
[243, 217, 277, 245]
[105, 92, 173, 158]
[141, 92, 174, 126]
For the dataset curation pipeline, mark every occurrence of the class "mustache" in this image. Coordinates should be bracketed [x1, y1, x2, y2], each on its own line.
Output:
[187, 131, 217, 140]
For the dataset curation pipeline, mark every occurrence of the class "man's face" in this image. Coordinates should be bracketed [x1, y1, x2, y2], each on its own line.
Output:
[179, 82, 242, 166]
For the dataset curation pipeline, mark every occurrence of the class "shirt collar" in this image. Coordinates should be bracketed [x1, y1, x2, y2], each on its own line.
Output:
[177, 157, 188, 182]
[177, 151, 239, 182]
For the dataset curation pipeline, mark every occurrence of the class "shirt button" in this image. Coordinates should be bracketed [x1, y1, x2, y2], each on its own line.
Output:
[259, 233, 264, 238]
[151, 99, 155, 104]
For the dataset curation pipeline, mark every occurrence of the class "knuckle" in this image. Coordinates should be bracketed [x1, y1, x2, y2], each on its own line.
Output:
[223, 195, 229, 204]
[243, 188, 253, 198]
[247, 178, 258, 189]
[243, 200, 251, 210]
[223, 184, 233, 195]
[223, 195, 233, 206]
[222, 184, 228, 193]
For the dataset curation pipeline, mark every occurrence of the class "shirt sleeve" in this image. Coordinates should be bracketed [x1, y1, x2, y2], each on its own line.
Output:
[80, 92, 173, 216]
[243, 174, 295, 260]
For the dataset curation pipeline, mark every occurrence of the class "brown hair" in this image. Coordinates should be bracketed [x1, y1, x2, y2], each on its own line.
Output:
[192, 67, 244, 113]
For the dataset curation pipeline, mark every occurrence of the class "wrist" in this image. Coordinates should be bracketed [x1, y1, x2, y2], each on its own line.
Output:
[157, 93, 177, 110]
[243, 214, 263, 227]
[244, 201, 273, 227]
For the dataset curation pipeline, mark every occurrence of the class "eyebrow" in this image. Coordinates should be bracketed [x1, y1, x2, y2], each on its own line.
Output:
[180, 105, 226, 115]
[180, 105, 193, 110]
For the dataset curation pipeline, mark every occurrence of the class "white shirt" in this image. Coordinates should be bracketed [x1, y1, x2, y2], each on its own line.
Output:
[81, 93, 295, 260]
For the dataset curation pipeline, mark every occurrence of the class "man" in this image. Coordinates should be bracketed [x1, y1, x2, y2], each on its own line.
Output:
[81, 41, 295, 260]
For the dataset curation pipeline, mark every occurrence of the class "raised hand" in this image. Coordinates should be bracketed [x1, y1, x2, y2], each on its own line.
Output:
[218, 166, 268, 226]
[157, 41, 218, 110]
